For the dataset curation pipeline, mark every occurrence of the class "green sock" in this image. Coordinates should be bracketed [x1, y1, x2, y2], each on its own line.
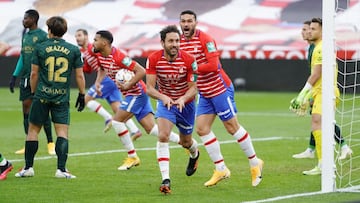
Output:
[25, 141, 38, 169]
[56, 137, 68, 172]
[309, 132, 316, 150]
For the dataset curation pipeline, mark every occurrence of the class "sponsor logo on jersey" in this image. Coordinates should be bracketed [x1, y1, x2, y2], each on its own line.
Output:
[122, 57, 132, 66]
[206, 42, 216, 53]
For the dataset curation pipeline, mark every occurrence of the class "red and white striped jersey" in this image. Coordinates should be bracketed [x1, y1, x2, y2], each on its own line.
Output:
[97, 47, 146, 96]
[146, 49, 197, 101]
[180, 29, 232, 98]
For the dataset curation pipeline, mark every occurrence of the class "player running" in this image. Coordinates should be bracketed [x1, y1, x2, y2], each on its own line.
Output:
[179, 10, 264, 187]
[75, 29, 142, 140]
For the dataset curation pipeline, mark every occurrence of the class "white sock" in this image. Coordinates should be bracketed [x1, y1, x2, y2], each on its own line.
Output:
[188, 139, 198, 158]
[125, 119, 140, 134]
[200, 131, 226, 171]
[150, 124, 180, 144]
[233, 126, 259, 167]
[87, 100, 112, 121]
[157, 141, 170, 180]
[112, 120, 137, 157]
[0, 157, 7, 166]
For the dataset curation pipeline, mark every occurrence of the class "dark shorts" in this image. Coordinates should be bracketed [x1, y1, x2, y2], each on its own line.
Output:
[19, 78, 32, 101]
[29, 98, 70, 125]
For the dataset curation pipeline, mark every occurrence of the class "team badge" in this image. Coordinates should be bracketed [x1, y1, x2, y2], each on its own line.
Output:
[206, 42, 216, 53]
[122, 57, 132, 66]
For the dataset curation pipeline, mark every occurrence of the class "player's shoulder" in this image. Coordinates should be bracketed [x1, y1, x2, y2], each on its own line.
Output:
[179, 49, 194, 59]
[148, 50, 162, 59]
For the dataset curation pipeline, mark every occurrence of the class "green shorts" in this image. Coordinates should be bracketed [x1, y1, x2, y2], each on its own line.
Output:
[19, 78, 32, 101]
[29, 98, 70, 125]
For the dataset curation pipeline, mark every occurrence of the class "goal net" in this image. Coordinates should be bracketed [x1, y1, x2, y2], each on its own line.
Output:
[333, 0, 360, 192]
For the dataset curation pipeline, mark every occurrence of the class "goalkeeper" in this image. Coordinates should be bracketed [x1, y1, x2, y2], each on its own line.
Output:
[289, 18, 342, 175]
[291, 20, 352, 161]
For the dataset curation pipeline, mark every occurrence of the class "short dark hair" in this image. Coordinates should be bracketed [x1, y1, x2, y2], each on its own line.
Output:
[96, 30, 113, 44]
[311, 17, 322, 26]
[25, 9, 40, 23]
[76, 28, 88, 36]
[303, 20, 311, 25]
[180, 10, 197, 21]
[160, 25, 180, 42]
[46, 16, 67, 37]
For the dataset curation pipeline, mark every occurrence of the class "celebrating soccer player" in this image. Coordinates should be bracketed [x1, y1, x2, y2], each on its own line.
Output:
[146, 25, 200, 194]
[179, 10, 264, 187]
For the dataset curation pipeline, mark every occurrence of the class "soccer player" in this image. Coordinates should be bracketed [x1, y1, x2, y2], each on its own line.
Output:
[289, 18, 342, 175]
[179, 10, 264, 187]
[15, 16, 86, 178]
[292, 21, 353, 160]
[75, 29, 142, 140]
[146, 25, 200, 194]
[0, 153, 13, 180]
[9, 9, 55, 155]
[92, 30, 181, 170]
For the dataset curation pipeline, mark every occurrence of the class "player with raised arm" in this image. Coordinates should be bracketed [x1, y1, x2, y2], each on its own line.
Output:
[15, 16, 86, 178]
[92, 30, 181, 170]
[9, 9, 55, 155]
[146, 25, 199, 194]
[179, 10, 264, 187]
[75, 29, 142, 140]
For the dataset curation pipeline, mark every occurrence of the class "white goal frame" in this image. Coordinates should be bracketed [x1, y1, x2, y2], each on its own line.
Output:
[321, 0, 337, 193]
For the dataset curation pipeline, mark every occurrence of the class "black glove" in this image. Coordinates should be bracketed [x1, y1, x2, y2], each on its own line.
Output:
[75, 93, 85, 112]
[9, 76, 17, 93]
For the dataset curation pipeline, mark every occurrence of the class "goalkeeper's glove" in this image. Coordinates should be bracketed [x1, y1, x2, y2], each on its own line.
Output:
[289, 82, 313, 112]
[75, 93, 85, 112]
[9, 76, 17, 93]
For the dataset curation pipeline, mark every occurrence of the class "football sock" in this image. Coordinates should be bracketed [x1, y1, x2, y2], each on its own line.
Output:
[112, 120, 136, 157]
[87, 100, 112, 121]
[23, 113, 29, 134]
[25, 140, 38, 169]
[125, 119, 140, 134]
[200, 131, 226, 171]
[44, 115, 53, 143]
[56, 137, 68, 171]
[309, 132, 316, 150]
[233, 126, 259, 166]
[313, 130, 322, 161]
[157, 141, 170, 180]
[334, 124, 344, 145]
[150, 124, 180, 144]
[187, 139, 198, 159]
[0, 154, 6, 166]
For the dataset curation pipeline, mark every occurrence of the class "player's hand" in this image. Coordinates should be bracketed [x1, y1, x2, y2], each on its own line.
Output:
[9, 76, 17, 93]
[296, 103, 308, 116]
[173, 97, 185, 113]
[75, 93, 85, 112]
[289, 88, 312, 111]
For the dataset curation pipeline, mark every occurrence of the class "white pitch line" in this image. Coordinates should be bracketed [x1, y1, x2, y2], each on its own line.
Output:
[8, 136, 284, 163]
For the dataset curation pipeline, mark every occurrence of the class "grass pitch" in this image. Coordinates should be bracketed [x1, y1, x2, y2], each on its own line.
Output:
[0, 88, 359, 203]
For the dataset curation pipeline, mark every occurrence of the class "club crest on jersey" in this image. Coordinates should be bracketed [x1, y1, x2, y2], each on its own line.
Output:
[122, 57, 132, 66]
[206, 42, 216, 53]
[191, 62, 198, 72]
[179, 66, 185, 74]
[33, 36, 39, 43]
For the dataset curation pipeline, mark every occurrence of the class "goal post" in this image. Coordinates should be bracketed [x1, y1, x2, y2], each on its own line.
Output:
[321, 0, 336, 192]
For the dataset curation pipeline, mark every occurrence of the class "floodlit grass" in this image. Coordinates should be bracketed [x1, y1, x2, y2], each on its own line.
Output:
[0, 88, 359, 203]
